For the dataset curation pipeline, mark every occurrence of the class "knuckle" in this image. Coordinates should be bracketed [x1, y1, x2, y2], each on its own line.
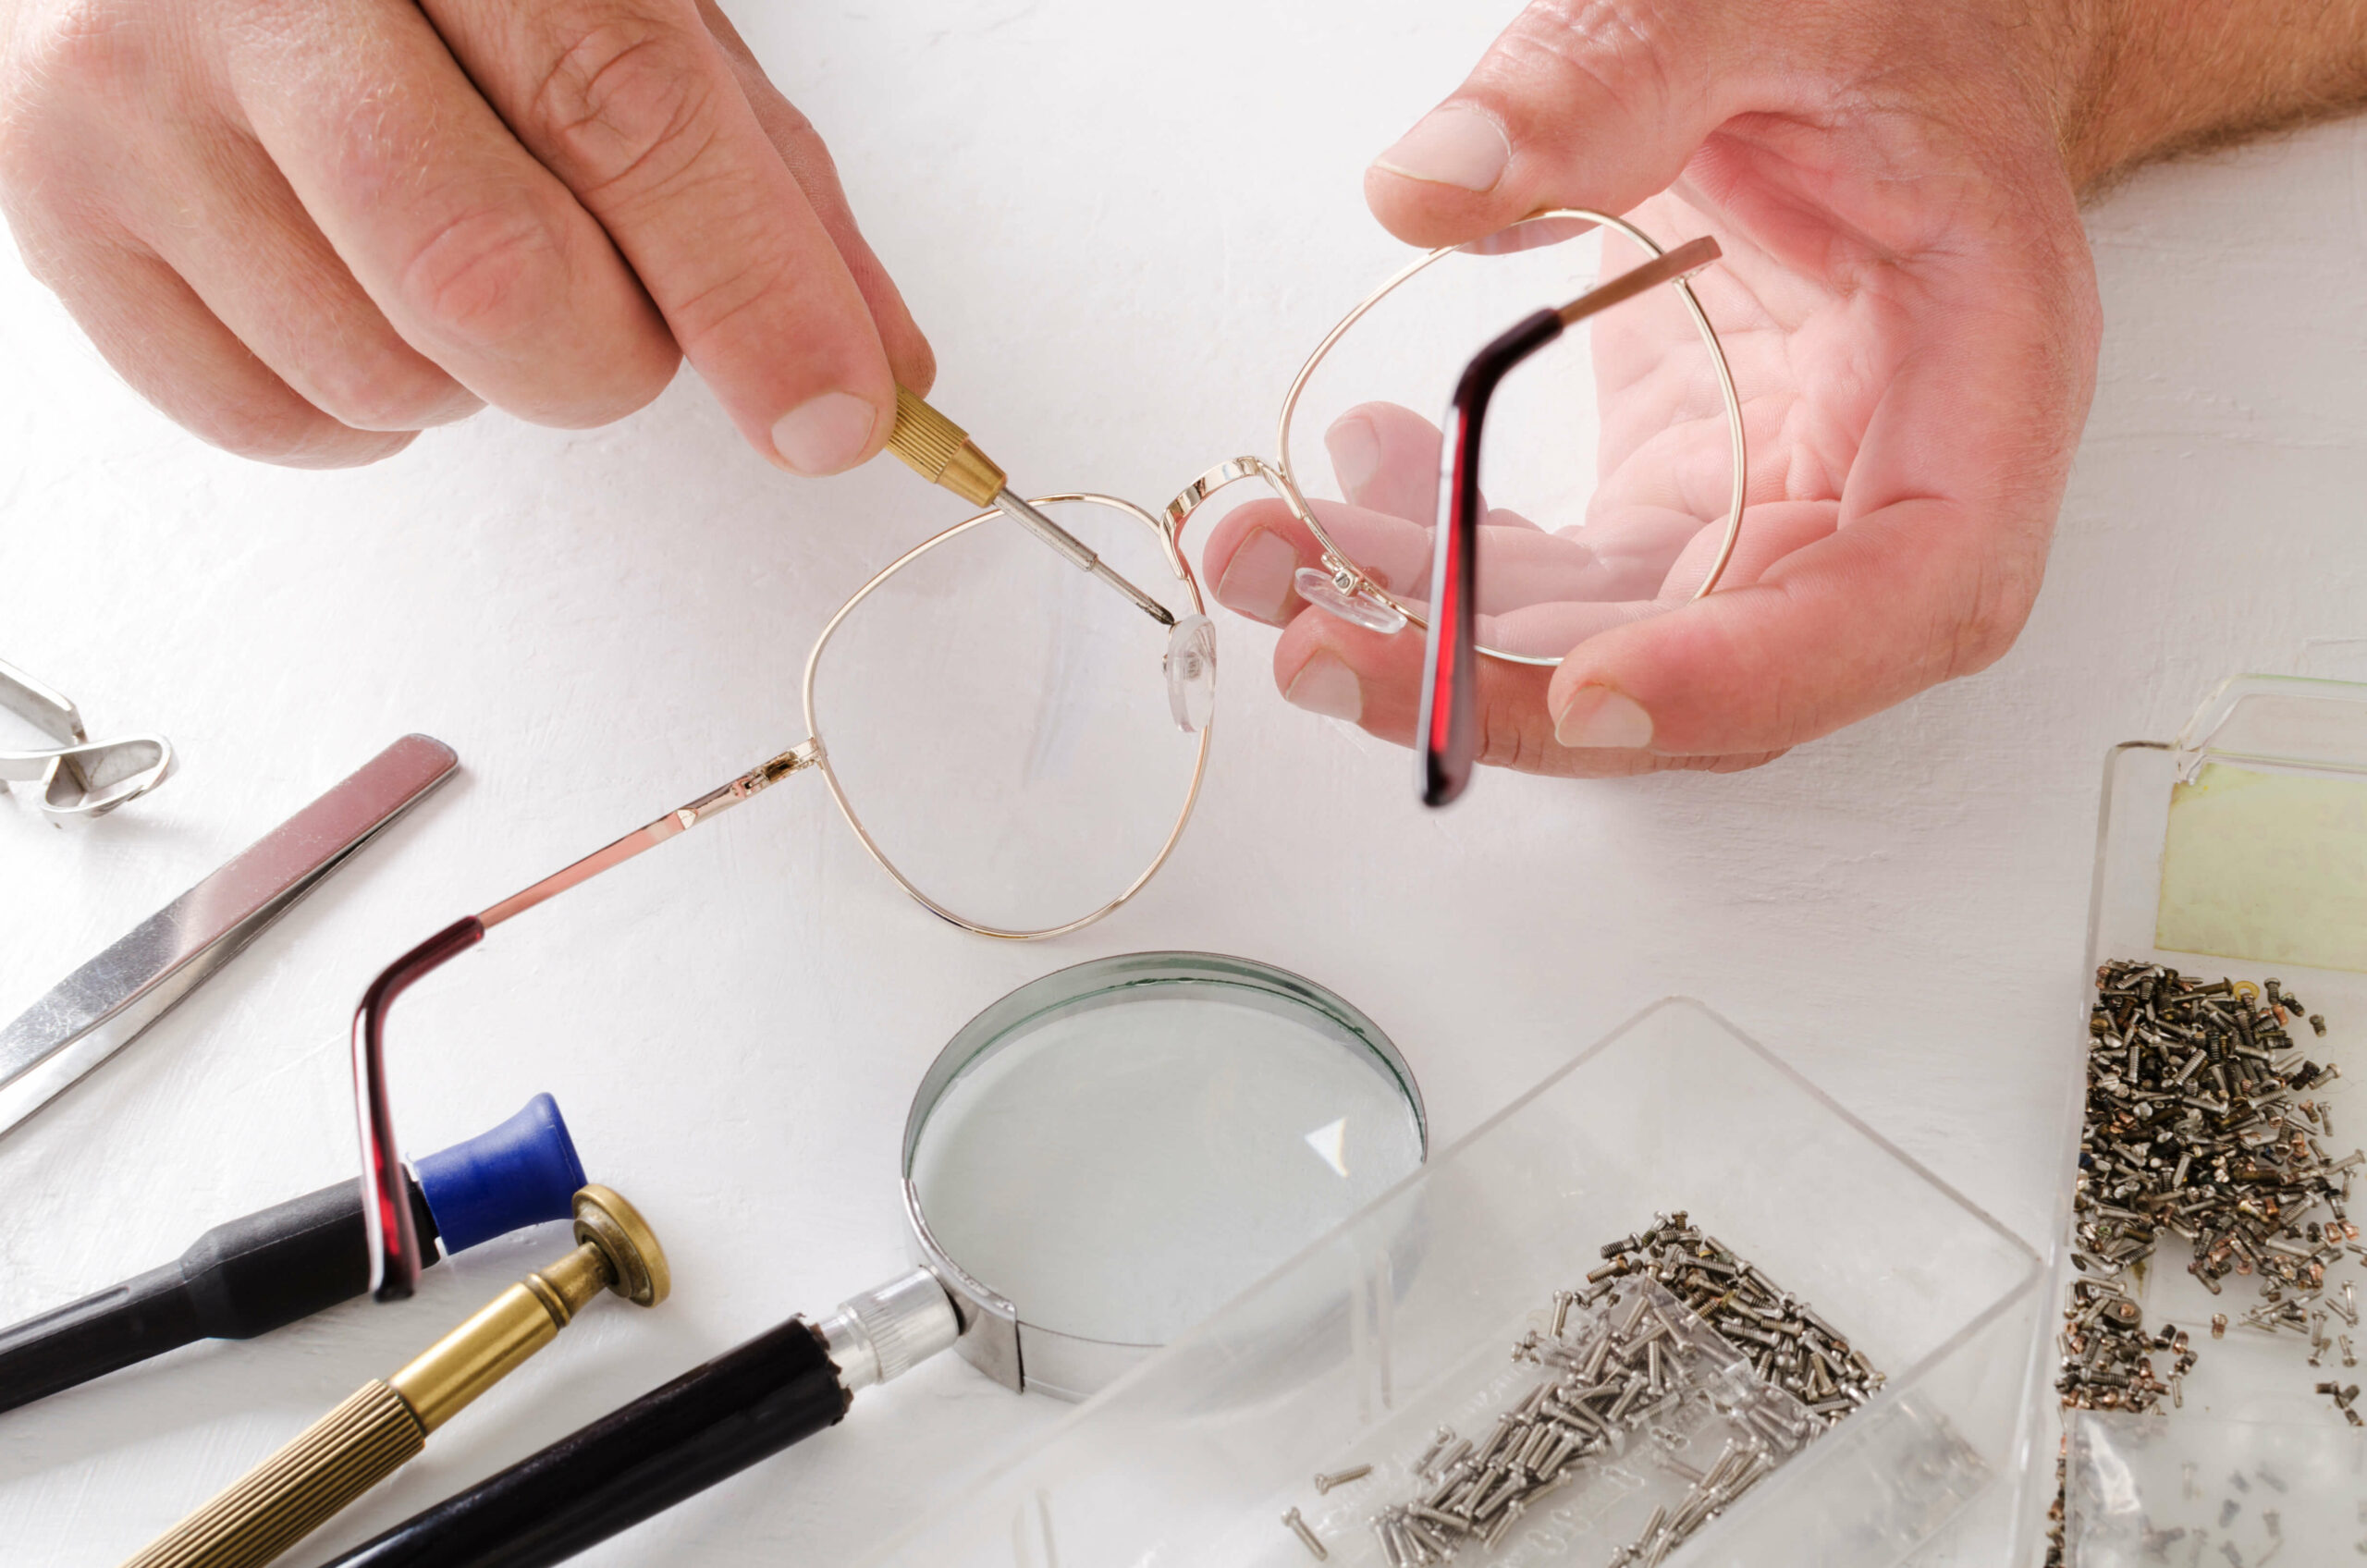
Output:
[755, 86, 818, 147]
[0, 0, 140, 186]
[528, 16, 722, 198]
[662, 245, 791, 349]
[1940, 548, 2040, 680]
[2, 212, 82, 292]
[195, 394, 402, 468]
[305, 349, 472, 433]
[7, 0, 143, 103]
[1478, 691, 1551, 776]
[1496, 0, 1679, 112]
[397, 200, 572, 349]
[521, 339, 677, 428]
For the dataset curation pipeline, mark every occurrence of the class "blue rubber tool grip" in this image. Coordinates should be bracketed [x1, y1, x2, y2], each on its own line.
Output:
[0, 1093, 585, 1415]
[414, 1093, 588, 1256]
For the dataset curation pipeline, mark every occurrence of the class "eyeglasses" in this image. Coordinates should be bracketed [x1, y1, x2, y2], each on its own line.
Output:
[353, 206, 1746, 1301]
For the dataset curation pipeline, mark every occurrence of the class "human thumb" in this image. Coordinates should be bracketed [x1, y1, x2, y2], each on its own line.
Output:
[1365, 1, 1742, 247]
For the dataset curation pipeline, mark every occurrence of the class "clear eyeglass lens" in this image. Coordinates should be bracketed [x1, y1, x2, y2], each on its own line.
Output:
[1284, 214, 1739, 661]
[809, 497, 1204, 936]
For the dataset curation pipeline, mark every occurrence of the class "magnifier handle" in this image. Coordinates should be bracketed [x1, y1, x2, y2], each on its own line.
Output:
[324, 1269, 960, 1568]
[320, 1316, 849, 1568]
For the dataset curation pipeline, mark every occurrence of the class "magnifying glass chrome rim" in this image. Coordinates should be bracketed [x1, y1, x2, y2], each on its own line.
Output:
[899, 949, 1426, 1401]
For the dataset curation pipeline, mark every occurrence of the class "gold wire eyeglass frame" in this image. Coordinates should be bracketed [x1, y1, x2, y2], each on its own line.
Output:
[426, 206, 1753, 951]
[352, 209, 1748, 1298]
[422, 208, 1752, 950]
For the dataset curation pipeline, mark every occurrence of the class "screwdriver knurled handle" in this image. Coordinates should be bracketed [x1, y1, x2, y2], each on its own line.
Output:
[886, 386, 1005, 508]
[118, 1380, 424, 1568]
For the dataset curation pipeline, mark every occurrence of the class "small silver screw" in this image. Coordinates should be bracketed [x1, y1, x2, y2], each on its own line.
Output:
[1282, 1506, 1328, 1562]
[1313, 1464, 1372, 1494]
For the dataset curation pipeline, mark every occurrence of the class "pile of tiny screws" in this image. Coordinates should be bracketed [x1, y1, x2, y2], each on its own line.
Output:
[1322, 1216, 1882, 1567]
[1583, 1218, 1884, 1425]
[2055, 1283, 2196, 1415]
[2063, 965, 2357, 1416]
[2044, 964, 2360, 1568]
[2076, 966, 2352, 1327]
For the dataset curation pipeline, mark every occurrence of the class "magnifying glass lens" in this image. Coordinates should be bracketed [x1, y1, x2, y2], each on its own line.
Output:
[910, 975, 1422, 1346]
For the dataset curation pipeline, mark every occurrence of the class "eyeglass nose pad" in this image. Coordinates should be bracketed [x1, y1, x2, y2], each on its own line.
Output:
[1164, 614, 1218, 733]
[1294, 562, 1408, 635]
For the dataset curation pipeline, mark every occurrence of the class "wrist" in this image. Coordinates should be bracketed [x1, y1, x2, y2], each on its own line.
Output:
[2058, 0, 2367, 191]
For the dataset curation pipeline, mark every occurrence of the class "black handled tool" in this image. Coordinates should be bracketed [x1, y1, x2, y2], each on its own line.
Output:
[0, 1093, 585, 1415]
[320, 1270, 959, 1568]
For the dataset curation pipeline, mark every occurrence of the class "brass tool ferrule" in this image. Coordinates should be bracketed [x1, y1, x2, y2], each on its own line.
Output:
[119, 1185, 667, 1568]
[390, 1186, 666, 1430]
[885, 386, 1006, 508]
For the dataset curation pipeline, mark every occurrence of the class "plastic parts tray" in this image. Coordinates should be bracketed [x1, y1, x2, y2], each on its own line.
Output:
[862, 997, 2045, 1568]
[2051, 676, 2367, 1566]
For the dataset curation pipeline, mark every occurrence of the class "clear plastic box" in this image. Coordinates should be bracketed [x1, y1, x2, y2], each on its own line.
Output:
[2047, 676, 2367, 1564]
[861, 998, 2045, 1568]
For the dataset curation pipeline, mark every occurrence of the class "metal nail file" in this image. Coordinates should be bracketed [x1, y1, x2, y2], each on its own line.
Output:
[0, 734, 459, 1139]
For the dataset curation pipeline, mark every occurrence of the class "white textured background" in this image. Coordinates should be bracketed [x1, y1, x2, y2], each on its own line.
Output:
[3, 1, 2365, 1563]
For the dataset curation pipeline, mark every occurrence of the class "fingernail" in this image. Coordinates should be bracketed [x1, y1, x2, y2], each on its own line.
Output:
[1285, 652, 1363, 723]
[1215, 527, 1300, 625]
[1554, 686, 1653, 749]
[1325, 413, 1380, 499]
[771, 390, 878, 475]
[1372, 104, 1510, 193]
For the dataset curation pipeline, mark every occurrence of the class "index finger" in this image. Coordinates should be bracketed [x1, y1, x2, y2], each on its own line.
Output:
[423, 0, 901, 473]
[222, 0, 682, 430]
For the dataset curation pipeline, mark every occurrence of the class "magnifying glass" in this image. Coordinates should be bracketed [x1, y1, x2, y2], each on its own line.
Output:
[321, 953, 1425, 1568]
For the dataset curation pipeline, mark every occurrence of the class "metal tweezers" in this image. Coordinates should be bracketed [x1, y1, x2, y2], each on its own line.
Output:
[0, 734, 457, 1138]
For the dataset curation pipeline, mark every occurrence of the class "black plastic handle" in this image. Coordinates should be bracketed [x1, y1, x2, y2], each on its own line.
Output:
[325, 1316, 850, 1568]
[0, 1175, 436, 1415]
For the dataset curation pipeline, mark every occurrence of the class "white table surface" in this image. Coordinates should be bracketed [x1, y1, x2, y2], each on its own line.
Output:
[5, 2, 2365, 1563]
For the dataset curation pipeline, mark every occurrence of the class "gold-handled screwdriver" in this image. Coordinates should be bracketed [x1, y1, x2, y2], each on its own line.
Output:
[119, 1185, 667, 1568]
[884, 386, 1175, 628]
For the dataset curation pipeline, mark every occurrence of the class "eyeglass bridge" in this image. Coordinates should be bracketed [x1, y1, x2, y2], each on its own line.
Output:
[1164, 459, 1408, 636]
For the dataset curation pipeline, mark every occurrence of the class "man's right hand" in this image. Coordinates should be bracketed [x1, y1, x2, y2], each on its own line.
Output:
[0, 0, 930, 470]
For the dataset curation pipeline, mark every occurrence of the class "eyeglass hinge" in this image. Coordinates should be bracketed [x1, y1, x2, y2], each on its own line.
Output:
[671, 741, 824, 831]
[743, 739, 823, 795]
